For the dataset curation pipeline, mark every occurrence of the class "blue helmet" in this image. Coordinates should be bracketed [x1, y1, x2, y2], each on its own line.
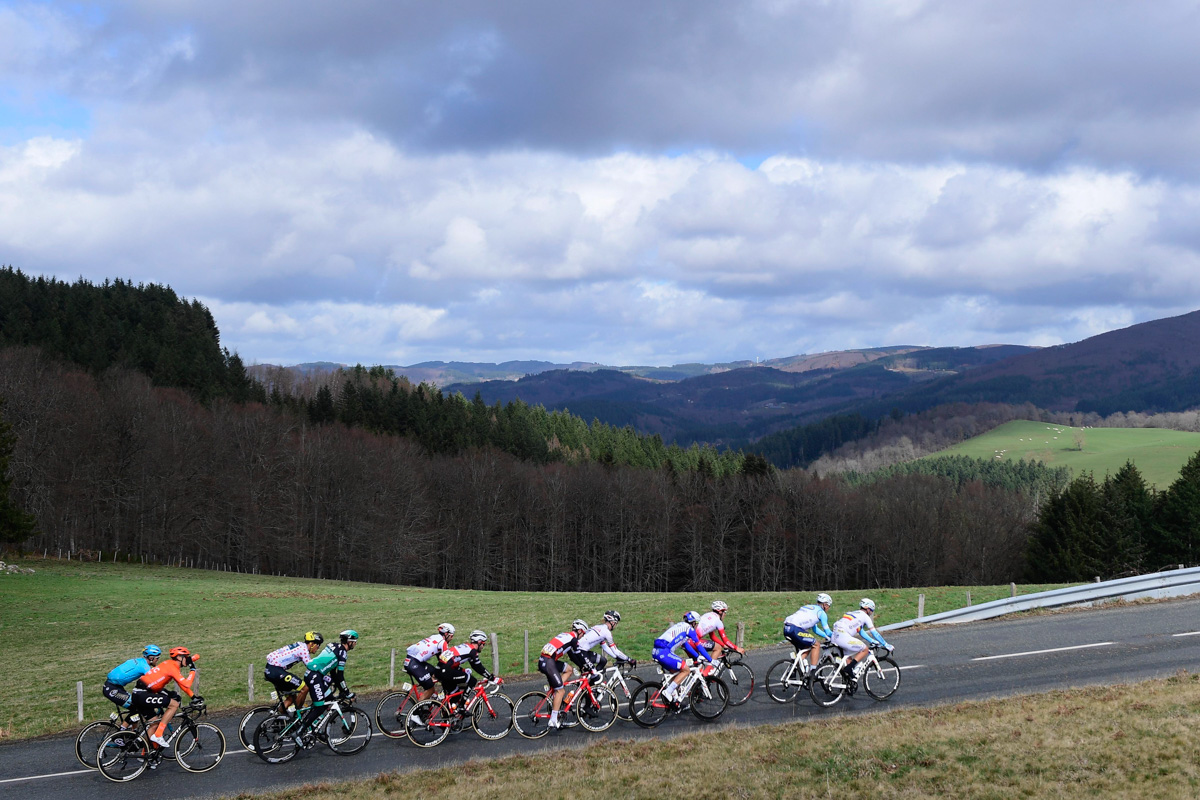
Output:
[143, 644, 162, 658]
[684, 611, 700, 625]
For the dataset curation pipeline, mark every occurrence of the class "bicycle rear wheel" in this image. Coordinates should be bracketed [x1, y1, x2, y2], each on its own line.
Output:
[327, 706, 372, 754]
[472, 692, 515, 740]
[374, 690, 414, 739]
[614, 676, 643, 721]
[76, 720, 118, 769]
[765, 658, 805, 703]
[176, 721, 226, 772]
[864, 657, 901, 700]
[405, 699, 451, 748]
[723, 661, 754, 705]
[96, 730, 149, 783]
[253, 714, 299, 764]
[513, 691, 552, 739]
[690, 677, 729, 720]
[629, 681, 669, 728]
[577, 686, 618, 732]
[808, 662, 847, 708]
[238, 705, 276, 750]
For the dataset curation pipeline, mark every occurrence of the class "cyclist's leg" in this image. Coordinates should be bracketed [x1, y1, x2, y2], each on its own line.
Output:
[299, 671, 331, 734]
[404, 656, 437, 703]
[265, 666, 304, 711]
[102, 682, 133, 725]
[785, 624, 817, 673]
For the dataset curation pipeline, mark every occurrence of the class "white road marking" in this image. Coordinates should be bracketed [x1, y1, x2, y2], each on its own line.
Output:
[972, 642, 1115, 661]
[0, 769, 91, 785]
[1171, 631, 1200, 637]
[899, 664, 926, 670]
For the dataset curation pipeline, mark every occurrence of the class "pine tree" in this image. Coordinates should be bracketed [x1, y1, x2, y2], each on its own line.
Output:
[1149, 449, 1200, 567]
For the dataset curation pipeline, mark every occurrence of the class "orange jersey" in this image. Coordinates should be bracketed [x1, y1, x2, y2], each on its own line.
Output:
[138, 659, 197, 697]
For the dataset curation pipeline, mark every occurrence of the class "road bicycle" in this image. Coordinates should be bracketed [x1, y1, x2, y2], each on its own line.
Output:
[512, 671, 619, 739]
[404, 677, 515, 747]
[76, 705, 182, 769]
[238, 688, 304, 749]
[600, 659, 644, 721]
[709, 651, 754, 705]
[95, 698, 225, 782]
[252, 694, 372, 763]
[629, 661, 729, 728]
[809, 645, 901, 707]
[765, 639, 836, 703]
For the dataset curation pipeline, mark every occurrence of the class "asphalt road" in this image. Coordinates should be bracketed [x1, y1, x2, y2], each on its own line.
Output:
[4, 598, 1199, 800]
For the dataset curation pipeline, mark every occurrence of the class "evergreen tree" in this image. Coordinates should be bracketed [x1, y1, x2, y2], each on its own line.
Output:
[1026, 473, 1105, 582]
[0, 398, 36, 544]
[1097, 461, 1153, 575]
[1150, 449, 1200, 567]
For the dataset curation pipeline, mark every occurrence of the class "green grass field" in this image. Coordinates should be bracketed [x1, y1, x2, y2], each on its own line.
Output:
[0, 558, 1069, 740]
[932, 419, 1200, 488]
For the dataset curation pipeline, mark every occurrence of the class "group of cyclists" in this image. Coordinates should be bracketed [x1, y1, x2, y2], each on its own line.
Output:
[99, 595, 894, 750]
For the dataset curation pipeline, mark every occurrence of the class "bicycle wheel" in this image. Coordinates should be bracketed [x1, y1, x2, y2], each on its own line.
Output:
[723, 661, 755, 706]
[472, 692, 515, 740]
[576, 685, 618, 732]
[76, 720, 118, 769]
[513, 691, 552, 739]
[326, 706, 372, 754]
[765, 659, 805, 703]
[405, 699, 451, 748]
[253, 714, 299, 764]
[629, 681, 669, 729]
[238, 705, 276, 750]
[864, 657, 902, 701]
[614, 675, 643, 721]
[374, 690, 414, 739]
[176, 721, 226, 772]
[690, 676, 729, 720]
[808, 662, 847, 708]
[97, 730, 149, 783]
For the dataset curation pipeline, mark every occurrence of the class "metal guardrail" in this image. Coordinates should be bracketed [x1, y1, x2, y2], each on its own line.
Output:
[880, 566, 1200, 631]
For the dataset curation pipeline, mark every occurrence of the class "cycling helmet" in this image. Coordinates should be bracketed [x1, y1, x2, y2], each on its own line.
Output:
[816, 593, 832, 606]
[143, 645, 162, 658]
[303, 631, 324, 644]
[711, 600, 728, 613]
[169, 647, 191, 659]
[340, 630, 359, 643]
[469, 629, 488, 644]
[860, 598, 876, 611]
[603, 610, 621, 624]
[572, 619, 589, 632]
[684, 611, 700, 624]
[437, 623, 456, 637]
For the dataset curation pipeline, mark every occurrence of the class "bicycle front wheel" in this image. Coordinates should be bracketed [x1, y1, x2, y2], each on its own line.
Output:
[629, 681, 669, 729]
[577, 686, 618, 732]
[690, 676, 729, 720]
[614, 675, 643, 721]
[513, 691, 552, 739]
[176, 722, 226, 772]
[253, 714, 298, 764]
[327, 706, 372, 754]
[76, 720, 118, 769]
[96, 730, 149, 783]
[864, 657, 902, 700]
[238, 705, 276, 750]
[374, 690, 413, 739]
[472, 692, 515, 740]
[405, 699, 450, 748]
[723, 661, 755, 705]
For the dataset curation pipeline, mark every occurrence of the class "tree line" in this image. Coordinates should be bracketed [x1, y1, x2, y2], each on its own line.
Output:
[1, 347, 1040, 589]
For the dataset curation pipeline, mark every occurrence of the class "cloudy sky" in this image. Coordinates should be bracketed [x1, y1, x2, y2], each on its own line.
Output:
[3, 1, 1200, 367]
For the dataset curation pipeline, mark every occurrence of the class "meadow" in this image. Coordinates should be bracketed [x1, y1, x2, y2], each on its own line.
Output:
[931, 419, 1200, 488]
[0, 558, 1068, 740]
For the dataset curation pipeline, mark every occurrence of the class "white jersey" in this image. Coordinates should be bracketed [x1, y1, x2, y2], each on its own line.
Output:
[696, 611, 725, 639]
[832, 610, 875, 638]
[406, 633, 449, 662]
[785, 605, 822, 630]
[575, 624, 629, 661]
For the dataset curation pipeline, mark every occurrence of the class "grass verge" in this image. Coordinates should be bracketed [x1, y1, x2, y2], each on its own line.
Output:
[227, 672, 1200, 800]
[0, 557, 1066, 740]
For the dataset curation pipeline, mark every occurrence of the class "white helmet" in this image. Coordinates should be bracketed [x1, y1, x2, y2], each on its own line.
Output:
[437, 623, 456, 637]
[816, 593, 832, 605]
[469, 629, 488, 644]
[860, 598, 876, 611]
[711, 600, 728, 613]
[572, 619, 589, 632]
[603, 610, 621, 624]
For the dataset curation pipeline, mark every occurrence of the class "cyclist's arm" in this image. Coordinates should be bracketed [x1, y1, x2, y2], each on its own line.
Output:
[683, 634, 712, 663]
[815, 610, 833, 640]
[709, 625, 737, 651]
[166, 660, 198, 698]
[467, 652, 494, 681]
[601, 639, 630, 662]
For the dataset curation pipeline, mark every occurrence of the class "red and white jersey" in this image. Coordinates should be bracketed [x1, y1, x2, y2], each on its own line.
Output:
[540, 631, 579, 661]
[696, 612, 725, 638]
[833, 609, 876, 638]
[575, 624, 629, 662]
[406, 633, 449, 662]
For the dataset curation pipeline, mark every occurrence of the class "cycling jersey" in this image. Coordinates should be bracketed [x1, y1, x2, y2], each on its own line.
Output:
[696, 612, 735, 649]
[574, 625, 629, 662]
[106, 657, 154, 687]
[266, 642, 309, 669]
[438, 643, 494, 680]
[138, 659, 197, 698]
[652, 622, 711, 671]
[785, 604, 833, 639]
[540, 631, 580, 661]
[832, 610, 889, 652]
[306, 642, 350, 696]
[406, 633, 449, 662]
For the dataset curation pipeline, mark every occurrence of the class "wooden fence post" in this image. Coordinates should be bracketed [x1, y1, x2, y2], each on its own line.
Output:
[491, 633, 500, 676]
[524, 631, 529, 675]
[1010, 582, 1017, 597]
[736, 621, 745, 649]
[966, 591, 972, 607]
[248, 664, 255, 702]
[390, 649, 396, 688]
[917, 594, 925, 621]
[77, 681, 84, 722]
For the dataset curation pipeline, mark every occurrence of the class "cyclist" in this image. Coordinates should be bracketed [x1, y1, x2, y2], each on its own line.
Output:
[831, 599, 893, 683]
[102, 645, 162, 721]
[297, 630, 358, 738]
[437, 630, 497, 714]
[697, 601, 744, 659]
[570, 610, 632, 678]
[405, 623, 455, 705]
[784, 593, 835, 677]
[263, 631, 324, 713]
[136, 646, 201, 748]
[539, 620, 588, 729]
[651, 611, 712, 704]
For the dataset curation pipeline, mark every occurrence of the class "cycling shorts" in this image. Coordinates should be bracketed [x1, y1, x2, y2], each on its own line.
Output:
[404, 656, 440, 690]
[784, 623, 817, 650]
[652, 647, 684, 672]
[538, 656, 567, 690]
[304, 670, 334, 702]
[441, 667, 477, 695]
[831, 630, 867, 654]
[103, 681, 131, 708]
[263, 664, 303, 694]
[130, 688, 177, 716]
[568, 649, 606, 675]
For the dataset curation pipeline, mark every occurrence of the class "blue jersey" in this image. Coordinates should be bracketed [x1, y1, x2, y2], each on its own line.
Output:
[653, 622, 711, 662]
[106, 657, 153, 686]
